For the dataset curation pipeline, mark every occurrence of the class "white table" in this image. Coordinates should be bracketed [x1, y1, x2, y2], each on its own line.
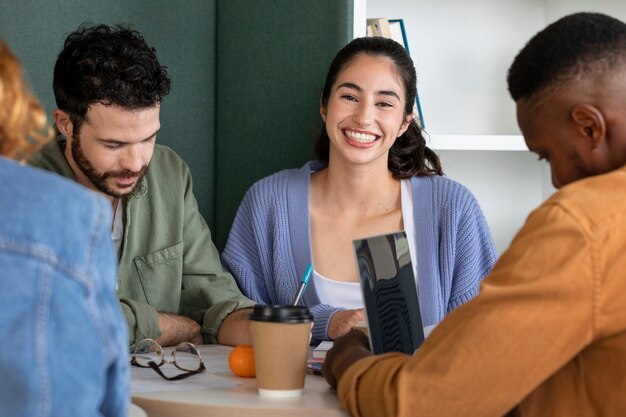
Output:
[131, 345, 348, 417]
[129, 403, 147, 417]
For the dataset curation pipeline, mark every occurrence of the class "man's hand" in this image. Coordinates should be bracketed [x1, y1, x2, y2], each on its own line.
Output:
[323, 329, 372, 389]
[328, 308, 366, 340]
[155, 312, 202, 347]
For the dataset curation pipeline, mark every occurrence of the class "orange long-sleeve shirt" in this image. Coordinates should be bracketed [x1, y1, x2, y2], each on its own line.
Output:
[338, 165, 626, 417]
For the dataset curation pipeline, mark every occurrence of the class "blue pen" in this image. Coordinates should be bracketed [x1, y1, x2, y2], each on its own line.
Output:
[292, 263, 313, 305]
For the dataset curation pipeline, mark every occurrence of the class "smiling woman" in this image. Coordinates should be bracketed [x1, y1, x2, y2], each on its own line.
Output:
[222, 37, 498, 344]
[322, 55, 411, 165]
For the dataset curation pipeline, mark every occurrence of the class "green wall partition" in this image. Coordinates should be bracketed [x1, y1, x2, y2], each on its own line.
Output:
[0, 0, 217, 227]
[0, 0, 355, 249]
[214, 0, 354, 248]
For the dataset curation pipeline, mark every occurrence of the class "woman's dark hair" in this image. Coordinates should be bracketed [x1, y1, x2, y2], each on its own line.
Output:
[315, 36, 442, 178]
[53, 23, 171, 135]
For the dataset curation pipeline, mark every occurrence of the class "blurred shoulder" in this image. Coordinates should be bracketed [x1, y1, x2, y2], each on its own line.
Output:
[0, 158, 110, 263]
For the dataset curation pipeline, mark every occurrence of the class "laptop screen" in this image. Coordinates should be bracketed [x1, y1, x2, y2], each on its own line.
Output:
[354, 231, 424, 355]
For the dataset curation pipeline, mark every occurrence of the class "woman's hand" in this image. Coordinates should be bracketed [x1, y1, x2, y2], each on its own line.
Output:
[328, 308, 365, 340]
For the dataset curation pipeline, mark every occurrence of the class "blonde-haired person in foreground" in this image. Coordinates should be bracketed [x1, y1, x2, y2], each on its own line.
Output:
[0, 39, 50, 158]
[0, 38, 130, 417]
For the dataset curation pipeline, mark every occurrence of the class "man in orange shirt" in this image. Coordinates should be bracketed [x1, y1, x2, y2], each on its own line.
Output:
[323, 12, 626, 417]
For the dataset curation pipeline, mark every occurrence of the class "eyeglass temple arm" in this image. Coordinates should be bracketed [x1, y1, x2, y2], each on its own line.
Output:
[148, 361, 206, 381]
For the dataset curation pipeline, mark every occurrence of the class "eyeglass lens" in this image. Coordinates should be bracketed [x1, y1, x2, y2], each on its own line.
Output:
[131, 339, 163, 367]
[174, 342, 202, 371]
[131, 339, 202, 371]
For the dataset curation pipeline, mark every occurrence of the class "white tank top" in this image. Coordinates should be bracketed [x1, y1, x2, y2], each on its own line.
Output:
[313, 179, 419, 308]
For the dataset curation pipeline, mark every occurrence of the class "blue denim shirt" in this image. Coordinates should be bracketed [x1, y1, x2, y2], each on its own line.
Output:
[0, 158, 129, 417]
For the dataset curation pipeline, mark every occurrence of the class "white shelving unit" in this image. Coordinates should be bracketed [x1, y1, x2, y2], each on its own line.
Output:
[427, 134, 526, 152]
[365, 0, 626, 253]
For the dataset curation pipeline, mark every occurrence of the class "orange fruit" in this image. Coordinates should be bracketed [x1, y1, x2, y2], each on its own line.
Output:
[228, 345, 256, 378]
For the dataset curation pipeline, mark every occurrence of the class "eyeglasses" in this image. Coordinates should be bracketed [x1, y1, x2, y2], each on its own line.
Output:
[130, 338, 206, 381]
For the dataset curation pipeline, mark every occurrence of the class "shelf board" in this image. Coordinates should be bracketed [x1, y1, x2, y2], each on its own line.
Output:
[426, 134, 528, 151]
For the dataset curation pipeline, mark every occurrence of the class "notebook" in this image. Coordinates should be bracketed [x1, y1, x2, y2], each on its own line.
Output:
[311, 341, 333, 360]
[353, 231, 425, 355]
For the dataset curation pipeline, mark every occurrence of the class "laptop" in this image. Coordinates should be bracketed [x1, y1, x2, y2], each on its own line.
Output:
[353, 231, 425, 355]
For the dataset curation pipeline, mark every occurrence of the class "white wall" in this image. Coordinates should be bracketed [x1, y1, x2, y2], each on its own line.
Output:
[545, 0, 626, 23]
[437, 150, 548, 252]
[365, 0, 626, 253]
[367, 0, 626, 134]
[367, 0, 545, 136]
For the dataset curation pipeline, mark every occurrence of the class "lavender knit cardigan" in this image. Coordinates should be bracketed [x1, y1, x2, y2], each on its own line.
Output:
[221, 161, 497, 342]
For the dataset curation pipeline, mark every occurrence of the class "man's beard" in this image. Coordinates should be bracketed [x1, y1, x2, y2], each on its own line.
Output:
[71, 137, 149, 198]
[565, 143, 596, 186]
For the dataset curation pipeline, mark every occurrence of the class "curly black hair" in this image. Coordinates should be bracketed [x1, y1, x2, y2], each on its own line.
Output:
[507, 12, 626, 101]
[315, 36, 442, 178]
[53, 23, 171, 135]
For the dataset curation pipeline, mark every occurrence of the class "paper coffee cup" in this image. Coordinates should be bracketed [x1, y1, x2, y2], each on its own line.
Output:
[249, 305, 313, 398]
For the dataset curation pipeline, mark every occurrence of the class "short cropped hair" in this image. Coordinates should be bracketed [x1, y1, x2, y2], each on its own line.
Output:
[53, 23, 171, 135]
[507, 12, 626, 101]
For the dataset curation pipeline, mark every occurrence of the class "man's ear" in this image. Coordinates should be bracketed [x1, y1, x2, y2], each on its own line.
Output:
[570, 104, 605, 150]
[53, 109, 74, 137]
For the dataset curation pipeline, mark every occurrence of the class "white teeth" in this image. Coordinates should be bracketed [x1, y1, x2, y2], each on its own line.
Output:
[345, 130, 377, 143]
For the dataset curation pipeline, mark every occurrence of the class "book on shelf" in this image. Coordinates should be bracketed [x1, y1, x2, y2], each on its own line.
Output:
[310, 321, 368, 360]
[366, 17, 425, 129]
[366, 17, 391, 38]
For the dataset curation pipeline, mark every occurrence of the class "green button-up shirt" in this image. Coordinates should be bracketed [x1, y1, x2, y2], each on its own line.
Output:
[30, 138, 255, 345]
